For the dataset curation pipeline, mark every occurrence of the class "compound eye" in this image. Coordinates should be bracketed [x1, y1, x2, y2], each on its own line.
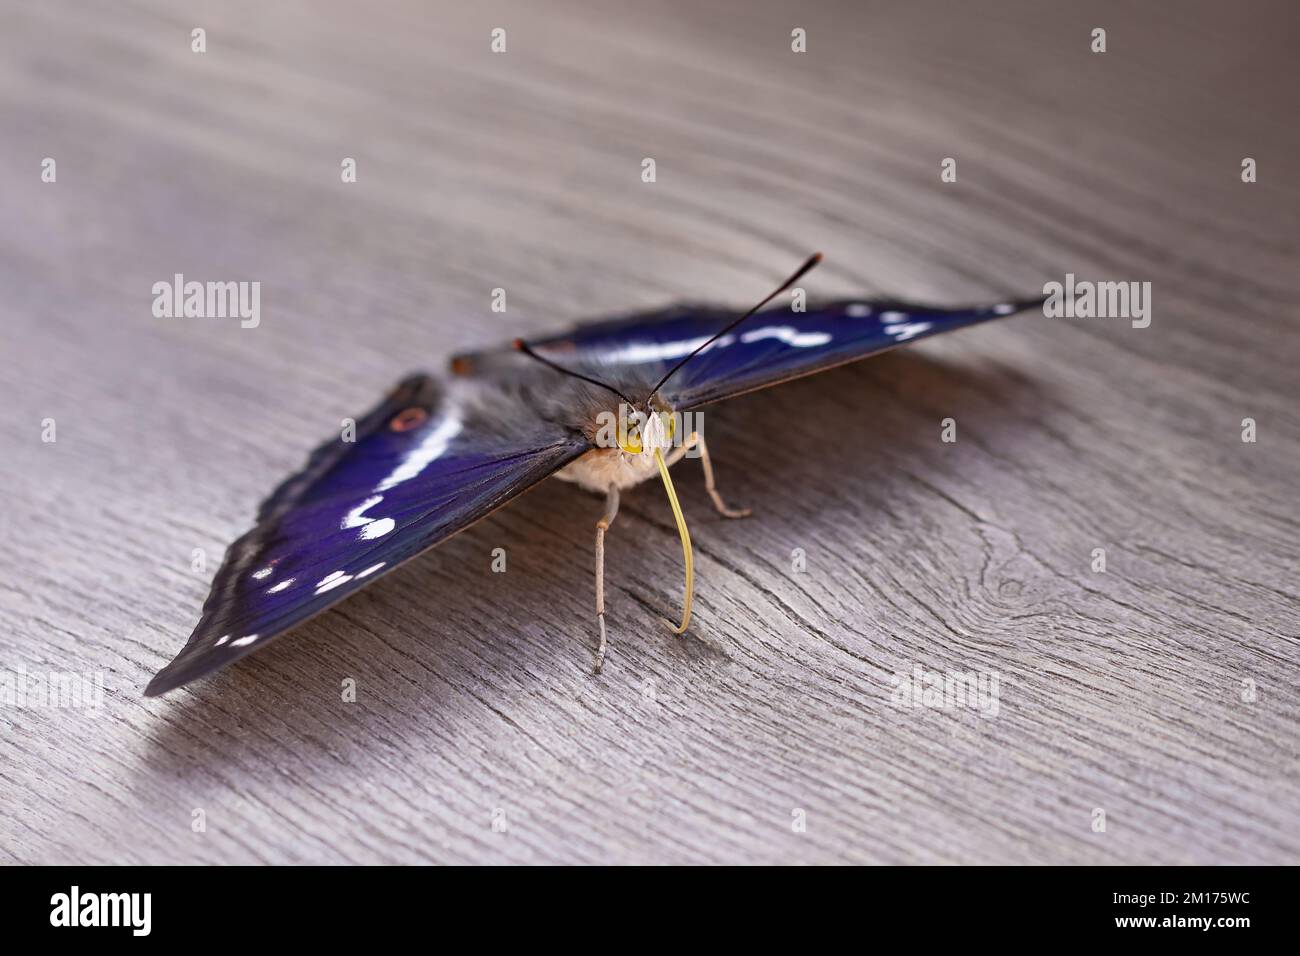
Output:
[617, 423, 643, 454]
[659, 410, 676, 441]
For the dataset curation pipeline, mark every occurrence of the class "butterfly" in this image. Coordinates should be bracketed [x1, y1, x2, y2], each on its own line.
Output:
[145, 254, 1042, 695]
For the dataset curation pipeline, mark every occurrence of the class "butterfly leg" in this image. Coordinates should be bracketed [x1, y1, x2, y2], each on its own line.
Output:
[593, 482, 621, 674]
[674, 432, 752, 519]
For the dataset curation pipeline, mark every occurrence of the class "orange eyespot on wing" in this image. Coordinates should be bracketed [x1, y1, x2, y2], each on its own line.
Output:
[389, 407, 429, 432]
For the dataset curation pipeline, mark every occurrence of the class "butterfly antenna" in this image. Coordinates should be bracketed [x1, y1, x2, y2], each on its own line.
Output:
[646, 251, 823, 400]
[513, 338, 636, 406]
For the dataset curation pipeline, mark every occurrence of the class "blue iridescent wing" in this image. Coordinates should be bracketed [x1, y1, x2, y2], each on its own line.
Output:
[146, 374, 589, 696]
[498, 297, 1042, 409]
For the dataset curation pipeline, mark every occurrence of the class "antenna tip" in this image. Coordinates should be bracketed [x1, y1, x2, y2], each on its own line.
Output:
[511, 338, 526, 351]
[811, 251, 824, 264]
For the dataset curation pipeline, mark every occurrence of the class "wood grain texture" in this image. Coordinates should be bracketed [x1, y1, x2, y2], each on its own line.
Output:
[1, 0, 1297, 865]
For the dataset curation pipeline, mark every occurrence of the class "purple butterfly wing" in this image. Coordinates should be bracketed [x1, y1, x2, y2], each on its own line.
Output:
[510, 297, 1043, 409]
[146, 374, 589, 696]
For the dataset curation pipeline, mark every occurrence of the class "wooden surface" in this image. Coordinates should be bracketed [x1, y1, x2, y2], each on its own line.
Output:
[1, 0, 1297, 865]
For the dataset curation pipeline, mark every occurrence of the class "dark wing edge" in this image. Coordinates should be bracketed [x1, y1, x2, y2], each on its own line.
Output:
[145, 374, 589, 696]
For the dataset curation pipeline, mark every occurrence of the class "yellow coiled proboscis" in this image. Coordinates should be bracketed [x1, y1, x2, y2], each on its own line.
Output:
[653, 445, 693, 634]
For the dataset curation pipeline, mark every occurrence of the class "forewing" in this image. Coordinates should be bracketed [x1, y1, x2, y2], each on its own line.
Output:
[495, 297, 1042, 409]
[146, 374, 588, 696]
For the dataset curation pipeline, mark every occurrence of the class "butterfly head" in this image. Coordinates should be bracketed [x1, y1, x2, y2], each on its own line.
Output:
[615, 399, 675, 460]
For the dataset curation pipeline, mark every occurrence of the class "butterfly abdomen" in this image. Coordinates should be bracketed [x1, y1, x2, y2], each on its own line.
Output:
[554, 446, 660, 493]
